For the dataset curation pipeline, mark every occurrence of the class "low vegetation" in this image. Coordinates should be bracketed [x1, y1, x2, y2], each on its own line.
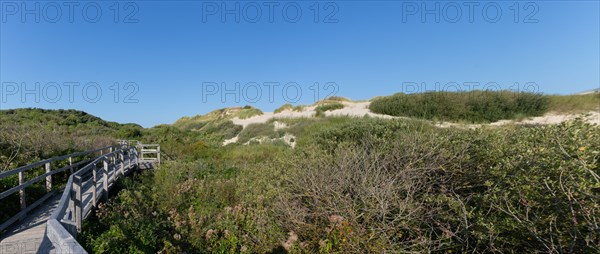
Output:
[314, 102, 345, 113]
[370, 90, 551, 123]
[173, 106, 261, 130]
[80, 114, 599, 253]
[0, 108, 144, 226]
[547, 93, 600, 113]
[274, 103, 294, 113]
[274, 103, 305, 113]
[236, 123, 284, 144]
[3, 98, 600, 253]
[237, 105, 263, 119]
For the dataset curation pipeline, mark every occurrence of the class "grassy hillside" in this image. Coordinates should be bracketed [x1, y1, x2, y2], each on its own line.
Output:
[547, 93, 600, 113]
[0, 108, 145, 169]
[173, 106, 261, 130]
[369, 91, 600, 123]
[3, 96, 600, 253]
[369, 91, 550, 123]
[0, 108, 148, 227]
[80, 114, 599, 253]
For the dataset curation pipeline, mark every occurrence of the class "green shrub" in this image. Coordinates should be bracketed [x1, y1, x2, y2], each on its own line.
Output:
[369, 91, 549, 123]
[236, 107, 263, 119]
[547, 93, 600, 113]
[315, 102, 345, 113]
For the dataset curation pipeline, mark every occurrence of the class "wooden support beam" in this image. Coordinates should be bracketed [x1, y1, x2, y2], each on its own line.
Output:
[19, 171, 26, 210]
[92, 167, 97, 208]
[119, 151, 124, 176]
[103, 159, 109, 201]
[157, 146, 161, 165]
[69, 157, 73, 174]
[74, 175, 82, 233]
[46, 162, 52, 192]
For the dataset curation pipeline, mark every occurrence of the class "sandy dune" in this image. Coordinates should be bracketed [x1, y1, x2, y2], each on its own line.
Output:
[225, 101, 599, 145]
[231, 101, 393, 128]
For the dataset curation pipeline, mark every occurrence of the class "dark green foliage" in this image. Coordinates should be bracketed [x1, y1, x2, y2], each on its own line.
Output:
[4, 106, 600, 253]
[315, 102, 344, 114]
[82, 117, 600, 253]
[369, 91, 549, 123]
[0, 108, 140, 227]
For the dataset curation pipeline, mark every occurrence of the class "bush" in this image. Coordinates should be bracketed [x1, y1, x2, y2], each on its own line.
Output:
[72, 110, 600, 253]
[315, 102, 345, 113]
[369, 91, 549, 123]
[236, 107, 263, 119]
[547, 93, 600, 113]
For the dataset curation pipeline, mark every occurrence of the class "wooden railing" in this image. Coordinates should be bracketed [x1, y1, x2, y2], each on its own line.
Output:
[138, 143, 161, 165]
[0, 146, 116, 233]
[46, 144, 140, 253]
[0, 141, 160, 253]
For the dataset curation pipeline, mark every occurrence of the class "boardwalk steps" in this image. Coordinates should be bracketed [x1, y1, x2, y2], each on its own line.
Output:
[0, 141, 160, 254]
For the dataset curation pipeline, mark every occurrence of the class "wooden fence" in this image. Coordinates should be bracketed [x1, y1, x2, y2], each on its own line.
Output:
[0, 141, 160, 253]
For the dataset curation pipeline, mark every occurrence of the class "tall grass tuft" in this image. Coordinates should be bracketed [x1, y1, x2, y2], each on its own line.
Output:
[369, 90, 549, 123]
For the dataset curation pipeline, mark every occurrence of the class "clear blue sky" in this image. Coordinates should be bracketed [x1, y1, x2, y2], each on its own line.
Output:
[1, 1, 599, 127]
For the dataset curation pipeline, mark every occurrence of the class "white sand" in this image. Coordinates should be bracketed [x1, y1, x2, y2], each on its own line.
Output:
[223, 136, 239, 146]
[231, 101, 394, 128]
[437, 111, 600, 129]
[224, 101, 599, 145]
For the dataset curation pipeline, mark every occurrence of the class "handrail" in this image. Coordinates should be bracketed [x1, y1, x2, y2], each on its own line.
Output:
[46, 145, 138, 253]
[0, 145, 116, 233]
[0, 141, 160, 253]
[47, 143, 158, 253]
[0, 146, 114, 180]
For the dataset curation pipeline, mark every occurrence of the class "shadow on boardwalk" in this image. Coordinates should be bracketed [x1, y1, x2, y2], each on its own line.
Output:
[1, 162, 156, 254]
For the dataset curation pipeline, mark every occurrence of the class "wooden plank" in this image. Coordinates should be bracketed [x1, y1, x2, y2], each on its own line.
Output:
[73, 175, 82, 233]
[92, 167, 97, 209]
[50, 176, 73, 221]
[46, 219, 88, 254]
[103, 160, 109, 201]
[1, 143, 151, 254]
[18, 172, 25, 210]
[0, 191, 55, 232]
[45, 162, 52, 192]
[69, 156, 73, 174]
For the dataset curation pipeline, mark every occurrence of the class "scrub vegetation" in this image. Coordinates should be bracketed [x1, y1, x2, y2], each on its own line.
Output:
[2, 91, 599, 253]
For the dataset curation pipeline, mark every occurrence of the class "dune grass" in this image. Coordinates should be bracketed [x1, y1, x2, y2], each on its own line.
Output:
[369, 90, 549, 123]
[547, 93, 600, 113]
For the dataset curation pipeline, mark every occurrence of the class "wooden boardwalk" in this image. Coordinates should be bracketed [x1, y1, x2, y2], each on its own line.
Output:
[0, 194, 60, 254]
[0, 142, 160, 254]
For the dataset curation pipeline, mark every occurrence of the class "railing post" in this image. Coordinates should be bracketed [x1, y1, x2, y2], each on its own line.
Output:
[69, 156, 73, 174]
[119, 150, 125, 176]
[74, 175, 82, 233]
[140, 145, 144, 162]
[157, 146, 161, 165]
[92, 166, 97, 208]
[126, 148, 130, 171]
[103, 159, 109, 201]
[68, 184, 76, 234]
[45, 162, 52, 192]
[19, 171, 26, 210]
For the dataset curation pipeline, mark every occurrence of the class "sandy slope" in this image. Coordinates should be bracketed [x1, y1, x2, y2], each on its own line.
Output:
[225, 101, 599, 145]
[438, 111, 600, 128]
[233, 101, 599, 128]
[231, 101, 393, 128]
